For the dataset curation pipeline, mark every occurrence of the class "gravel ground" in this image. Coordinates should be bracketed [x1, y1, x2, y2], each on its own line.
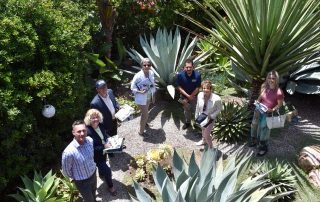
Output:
[94, 94, 320, 202]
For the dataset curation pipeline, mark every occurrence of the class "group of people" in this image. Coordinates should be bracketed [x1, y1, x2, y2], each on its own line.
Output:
[61, 57, 284, 201]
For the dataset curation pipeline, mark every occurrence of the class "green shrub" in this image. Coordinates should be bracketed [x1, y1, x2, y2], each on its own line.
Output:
[213, 102, 251, 143]
[0, 0, 95, 193]
[9, 170, 63, 202]
[250, 160, 297, 201]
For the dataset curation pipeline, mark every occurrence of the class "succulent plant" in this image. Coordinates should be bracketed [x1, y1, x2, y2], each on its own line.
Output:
[135, 168, 146, 182]
[131, 148, 294, 201]
[213, 101, 251, 143]
[250, 160, 297, 201]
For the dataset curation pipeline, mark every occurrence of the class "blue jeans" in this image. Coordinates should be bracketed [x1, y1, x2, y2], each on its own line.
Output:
[74, 170, 97, 202]
[250, 109, 270, 142]
[96, 160, 113, 188]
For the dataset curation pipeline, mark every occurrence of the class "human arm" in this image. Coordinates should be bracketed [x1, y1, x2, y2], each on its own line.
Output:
[131, 73, 147, 94]
[61, 152, 74, 180]
[209, 98, 222, 120]
[270, 89, 284, 112]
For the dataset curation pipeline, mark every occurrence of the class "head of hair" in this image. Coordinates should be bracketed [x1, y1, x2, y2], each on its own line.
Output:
[201, 80, 213, 92]
[84, 109, 103, 126]
[72, 120, 85, 129]
[185, 58, 194, 66]
[261, 70, 280, 93]
[140, 58, 151, 66]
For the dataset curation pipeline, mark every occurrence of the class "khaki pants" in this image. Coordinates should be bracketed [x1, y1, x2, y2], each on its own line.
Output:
[139, 98, 151, 134]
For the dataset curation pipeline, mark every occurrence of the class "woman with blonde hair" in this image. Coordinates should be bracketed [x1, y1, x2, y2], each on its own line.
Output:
[84, 109, 117, 196]
[249, 71, 284, 156]
[195, 80, 222, 148]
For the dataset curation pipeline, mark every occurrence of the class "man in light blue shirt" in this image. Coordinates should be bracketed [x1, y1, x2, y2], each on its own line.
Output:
[62, 120, 97, 202]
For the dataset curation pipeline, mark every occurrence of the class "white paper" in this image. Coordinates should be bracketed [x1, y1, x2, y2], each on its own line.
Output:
[115, 104, 135, 122]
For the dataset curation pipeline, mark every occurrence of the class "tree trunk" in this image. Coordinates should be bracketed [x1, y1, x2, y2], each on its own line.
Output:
[248, 78, 264, 111]
[96, 0, 116, 59]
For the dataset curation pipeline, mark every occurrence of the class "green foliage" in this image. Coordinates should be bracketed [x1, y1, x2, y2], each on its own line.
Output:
[131, 148, 294, 201]
[213, 102, 251, 143]
[179, 0, 320, 106]
[127, 27, 211, 90]
[9, 170, 63, 202]
[250, 160, 297, 201]
[57, 171, 79, 202]
[0, 0, 94, 193]
[285, 61, 320, 95]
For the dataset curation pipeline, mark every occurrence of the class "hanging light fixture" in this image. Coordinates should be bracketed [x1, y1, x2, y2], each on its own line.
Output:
[42, 104, 56, 118]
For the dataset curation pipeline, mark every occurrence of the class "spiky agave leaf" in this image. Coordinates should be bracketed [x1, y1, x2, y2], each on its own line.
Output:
[213, 102, 251, 143]
[250, 160, 297, 201]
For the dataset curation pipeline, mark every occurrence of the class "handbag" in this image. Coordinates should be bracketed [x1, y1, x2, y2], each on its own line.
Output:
[196, 113, 207, 124]
[196, 113, 212, 128]
[266, 111, 286, 129]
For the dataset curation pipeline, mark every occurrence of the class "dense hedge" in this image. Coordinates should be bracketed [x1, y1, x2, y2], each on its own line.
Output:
[0, 0, 96, 194]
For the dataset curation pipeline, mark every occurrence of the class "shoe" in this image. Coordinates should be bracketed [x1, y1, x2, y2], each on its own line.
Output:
[257, 149, 268, 157]
[146, 123, 153, 128]
[182, 123, 191, 130]
[196, 139, 206, 146]
[108, 187, 117, 196]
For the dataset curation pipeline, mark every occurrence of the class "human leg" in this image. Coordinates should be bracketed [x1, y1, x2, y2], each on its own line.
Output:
[257, 114, 270, 156]
[139, 100, 150, 134]
[74, 171, 97, 202]
[249, 109, 260, 147]
[96, 161, 113, 188]
[202, 122, 214, 148]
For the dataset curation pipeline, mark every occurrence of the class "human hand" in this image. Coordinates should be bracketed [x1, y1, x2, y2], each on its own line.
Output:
[104, 143, 112, 149]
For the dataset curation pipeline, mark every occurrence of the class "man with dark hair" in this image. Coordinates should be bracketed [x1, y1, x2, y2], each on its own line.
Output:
[62, 120, 97, 202]
[90, 79, 119, 137]
[177, 59, 201, 129]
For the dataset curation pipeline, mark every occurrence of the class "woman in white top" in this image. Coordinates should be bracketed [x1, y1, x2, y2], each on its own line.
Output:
[130, 58, 156, 136]
[195, 80, 222, 148]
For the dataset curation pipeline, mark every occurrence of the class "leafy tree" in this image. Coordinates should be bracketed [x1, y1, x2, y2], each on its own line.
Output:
[0, 0, 94, 194]
[179, 0, 320, 108]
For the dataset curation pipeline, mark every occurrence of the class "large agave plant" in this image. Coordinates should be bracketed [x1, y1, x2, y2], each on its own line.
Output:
[285, 60, 320, 95]
[213, 102, 251, 143]
[250, 160, 297, 201]
[127, 27, 211, 92]
[131, 148, 294, 202]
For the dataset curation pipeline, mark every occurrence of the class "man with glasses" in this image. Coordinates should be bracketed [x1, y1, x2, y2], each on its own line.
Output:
[177, 58, 201, 130]
[62, 120, 97, 202]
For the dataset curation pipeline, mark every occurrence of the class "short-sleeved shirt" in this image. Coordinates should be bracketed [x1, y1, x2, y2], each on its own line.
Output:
[260, 88, 284, 109]
[177, 70, 201, 95]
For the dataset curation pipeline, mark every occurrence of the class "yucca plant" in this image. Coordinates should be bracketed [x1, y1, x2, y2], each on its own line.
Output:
[178, 0, 320, 108]
[9, 170, 63, 202]
[213, 102, 251, 143]
[127, 27, 212, 93]
[130, 148, 294, 202]
[250, 160, 297, 201]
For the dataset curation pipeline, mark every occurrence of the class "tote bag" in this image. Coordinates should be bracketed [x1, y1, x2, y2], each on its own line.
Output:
[266, 111, 286, 129]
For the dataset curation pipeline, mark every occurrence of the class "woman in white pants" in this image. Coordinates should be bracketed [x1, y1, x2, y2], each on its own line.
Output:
[130, 58, 156, 137]
[195, 80, 222, 148]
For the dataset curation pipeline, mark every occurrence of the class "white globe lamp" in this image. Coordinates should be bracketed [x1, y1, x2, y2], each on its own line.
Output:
[42, 105, 56, 118]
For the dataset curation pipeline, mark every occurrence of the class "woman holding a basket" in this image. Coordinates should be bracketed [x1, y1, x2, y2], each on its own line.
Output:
[249, 71, 284, 156]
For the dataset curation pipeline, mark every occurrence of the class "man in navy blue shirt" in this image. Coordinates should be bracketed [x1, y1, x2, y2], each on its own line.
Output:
[177, 59, 201, 129]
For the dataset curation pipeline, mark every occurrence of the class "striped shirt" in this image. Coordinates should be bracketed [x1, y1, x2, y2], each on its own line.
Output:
[62, 137, 96, 181]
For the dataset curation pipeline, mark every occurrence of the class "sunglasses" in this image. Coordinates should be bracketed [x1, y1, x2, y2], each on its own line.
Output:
[143, 64, 151, 67]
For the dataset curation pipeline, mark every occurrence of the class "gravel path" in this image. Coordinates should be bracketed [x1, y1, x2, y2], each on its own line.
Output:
[94, 94, 320, 202]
